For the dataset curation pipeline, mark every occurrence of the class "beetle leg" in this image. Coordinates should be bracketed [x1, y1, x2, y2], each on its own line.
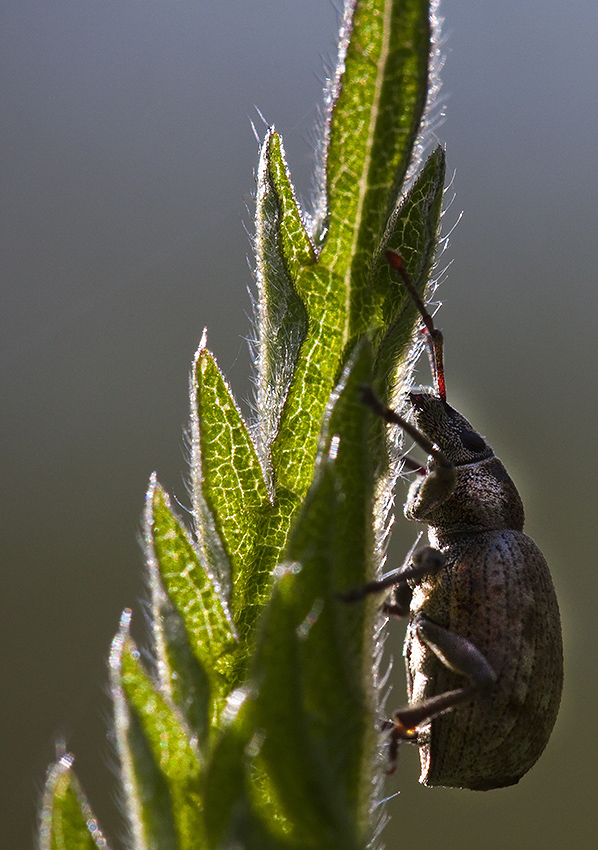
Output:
[382, 582, 413, 618]
[388, 613, 497, 765]
[340, 546, 445, 615]
[359, 386, 452, 471]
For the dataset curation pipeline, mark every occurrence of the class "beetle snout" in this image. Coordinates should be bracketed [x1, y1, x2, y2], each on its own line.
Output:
[408, 390, 444, 409]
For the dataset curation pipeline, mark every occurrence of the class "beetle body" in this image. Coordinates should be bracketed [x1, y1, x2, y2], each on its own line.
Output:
[404, 392, 563, 789]
[359, 251, 563, 790]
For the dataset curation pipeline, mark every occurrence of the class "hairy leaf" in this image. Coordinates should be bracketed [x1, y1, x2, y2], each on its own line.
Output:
[39, 755, 109, 850]
[110, 611, 203, 850]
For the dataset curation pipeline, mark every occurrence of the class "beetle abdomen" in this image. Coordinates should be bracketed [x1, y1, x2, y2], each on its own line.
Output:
[406, 530, 563, 790]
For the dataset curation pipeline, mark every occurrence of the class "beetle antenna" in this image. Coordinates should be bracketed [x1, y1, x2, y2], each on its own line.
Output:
[359, 386, 452, 470]
[385, 250, 447, 402]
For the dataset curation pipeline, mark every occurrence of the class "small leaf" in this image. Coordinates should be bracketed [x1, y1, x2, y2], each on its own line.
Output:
[202, 690, 258, 848]
[192, 333, 327, 645]
[149, 589, 214, 752]
[39, 754, 109, 850]
[190, 336, 270, 600]
[267, 265, 347, 499]
[254, 130, 311, 460]
[110, 610, 203, 850]
[257, 130, 316, 280]
[146, 478, 239, 710]
[379, 144, 446, 288]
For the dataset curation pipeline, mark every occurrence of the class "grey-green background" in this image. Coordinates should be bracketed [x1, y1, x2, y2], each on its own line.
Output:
[2, 1, 596, 847]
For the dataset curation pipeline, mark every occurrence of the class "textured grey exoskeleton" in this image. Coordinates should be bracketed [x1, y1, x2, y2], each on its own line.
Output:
[360, 251, 563, 790]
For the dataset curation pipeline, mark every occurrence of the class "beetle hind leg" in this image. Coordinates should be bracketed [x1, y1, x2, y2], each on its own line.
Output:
[380, 718, 419, 774]
[387, 613, 497, 770]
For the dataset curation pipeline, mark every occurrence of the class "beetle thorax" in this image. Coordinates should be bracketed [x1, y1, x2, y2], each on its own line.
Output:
[405, 392, 525, 537]
[408, 456, 525, 539]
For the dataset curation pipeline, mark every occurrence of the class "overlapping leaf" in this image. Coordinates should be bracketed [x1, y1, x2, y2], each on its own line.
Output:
[147, 481, 237, 668]
[249, 343, 378, 850]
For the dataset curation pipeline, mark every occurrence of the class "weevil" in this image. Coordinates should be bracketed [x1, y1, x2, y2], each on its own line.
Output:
[359, 250, 563, 790]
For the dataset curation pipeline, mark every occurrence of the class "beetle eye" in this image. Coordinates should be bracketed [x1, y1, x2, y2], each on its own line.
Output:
[460, 429, 486, 454]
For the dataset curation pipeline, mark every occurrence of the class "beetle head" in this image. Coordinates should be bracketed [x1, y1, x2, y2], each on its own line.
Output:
[408, 391, 494, 467]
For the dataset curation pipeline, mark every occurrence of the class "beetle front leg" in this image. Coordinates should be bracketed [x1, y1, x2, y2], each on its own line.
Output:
[388, 613, 497, 770]
[340, 545, 445, 616]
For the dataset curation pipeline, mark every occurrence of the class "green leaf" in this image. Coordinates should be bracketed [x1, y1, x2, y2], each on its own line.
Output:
[201, 690, 284, 850]
[190, 339, 288, 643]
[378, 145, 446, 292]
[148, 587, 214, 752]
[204, 702, 304, 850]
[263, 0, 434, 502]
[322, 0, 431, 295]
[373, 144, 446, 392]
[255, 128, 348, 501]
[39, 754, 109, 850]
[146, 478, 239, 713]
[254, 130, 312, 461]
[110, 610, 203, 850]
[190, 337, 270, 600]
[256, 130, 316, 289]
[250, 344, 378, 850]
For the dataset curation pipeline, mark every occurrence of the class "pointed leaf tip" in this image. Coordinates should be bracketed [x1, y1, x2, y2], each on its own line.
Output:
[39, 753, 110, 850]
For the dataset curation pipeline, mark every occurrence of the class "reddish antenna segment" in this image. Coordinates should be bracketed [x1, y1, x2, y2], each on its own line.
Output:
[385, 250, 447, 402]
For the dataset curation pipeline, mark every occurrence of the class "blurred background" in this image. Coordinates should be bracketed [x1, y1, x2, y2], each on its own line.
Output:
[2, 1, 596, 847]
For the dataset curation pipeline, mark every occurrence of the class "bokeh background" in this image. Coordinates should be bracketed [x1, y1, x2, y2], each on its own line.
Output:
[2, 1, 596, 847]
